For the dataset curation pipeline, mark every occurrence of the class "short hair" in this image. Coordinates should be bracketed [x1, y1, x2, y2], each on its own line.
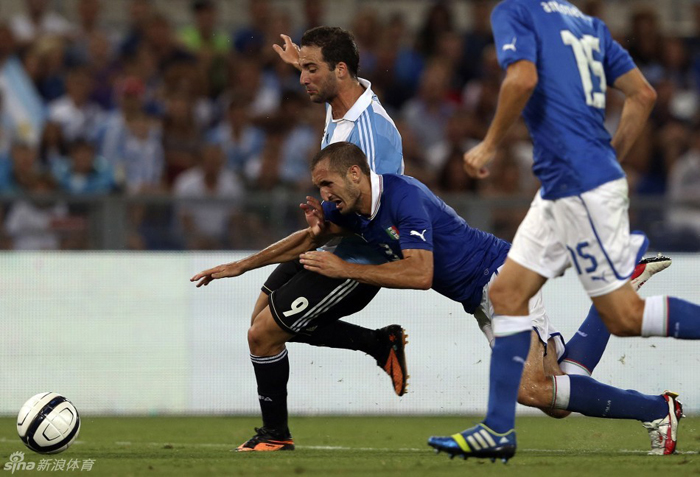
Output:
[301, 26, 359, 78]
[311, 142, 370, 176]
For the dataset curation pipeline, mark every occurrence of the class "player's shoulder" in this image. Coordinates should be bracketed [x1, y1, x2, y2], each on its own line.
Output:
[382, 174, 428, 202]
[492, 0, 529, 17]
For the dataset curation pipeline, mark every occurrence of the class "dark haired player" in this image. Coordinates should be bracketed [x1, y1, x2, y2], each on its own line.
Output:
[193, 142, 676, 457]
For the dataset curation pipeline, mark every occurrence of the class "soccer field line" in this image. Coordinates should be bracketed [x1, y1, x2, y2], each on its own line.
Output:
[1, 438, 695, 455]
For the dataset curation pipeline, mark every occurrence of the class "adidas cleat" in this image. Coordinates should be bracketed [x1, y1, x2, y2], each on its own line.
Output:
[235, 427, 295, 452]
[428, 423, 516, 462]
[377, 325, 409, 396]
[631, 254, 671, 292]
[643, 391, 684, 455]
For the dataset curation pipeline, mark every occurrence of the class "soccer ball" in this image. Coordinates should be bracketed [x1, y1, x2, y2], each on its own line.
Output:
[17, 392, 81, 454]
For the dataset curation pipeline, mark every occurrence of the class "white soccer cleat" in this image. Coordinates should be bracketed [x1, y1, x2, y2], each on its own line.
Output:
[642, 391, 684, 455]
[631, 254, 672, 292]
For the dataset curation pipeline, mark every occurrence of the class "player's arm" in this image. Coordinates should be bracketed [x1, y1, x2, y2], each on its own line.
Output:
[272, 34, 302, 71]
[191, 201, 345, 287]
[463, 60, 538, 178]
[610, 68, 657, 163]
[300, 248, 434, 290]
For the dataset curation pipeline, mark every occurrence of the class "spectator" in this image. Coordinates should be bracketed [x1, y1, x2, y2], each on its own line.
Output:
[207, 93, 265, 175]
[667, 124, 700, 240]
[10, 0, 73, 49]
[3, 173, 75, 250]
[142, 13, 196, 74]
[415, 1, 454, 58]
[173, 143, 243, 249]
[233, 0, 271, 56]
[53, 139, 115, 194]
[161, 91, 201, 187]
[180, 0, 230, 96]
[119, 0, 154, 58]
[400, 59, 456, 151]
[0, 142, 41, 194]
[244, 92, 316, 191]
[95, 77, 164, 194]
[47, 67, 104, 142]
[462, 0, 494, 83]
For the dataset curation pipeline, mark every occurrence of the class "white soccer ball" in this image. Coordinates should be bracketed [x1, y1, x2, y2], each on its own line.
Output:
[17, 392, 81, 454]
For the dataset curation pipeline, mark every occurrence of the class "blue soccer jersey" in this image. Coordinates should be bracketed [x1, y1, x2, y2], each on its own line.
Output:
[491, 0, 636, 199]
[322, 174, 511, 313]
[322, 78, 405, 264]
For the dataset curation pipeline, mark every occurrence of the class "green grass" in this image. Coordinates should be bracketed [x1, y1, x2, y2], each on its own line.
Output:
[1, 416, 698, 476]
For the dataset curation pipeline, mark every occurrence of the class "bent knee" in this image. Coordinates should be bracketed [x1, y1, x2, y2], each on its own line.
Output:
[517, 379, 552, 409]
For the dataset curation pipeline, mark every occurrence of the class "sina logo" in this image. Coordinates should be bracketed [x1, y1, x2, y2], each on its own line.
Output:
[4, 452, 35, 474]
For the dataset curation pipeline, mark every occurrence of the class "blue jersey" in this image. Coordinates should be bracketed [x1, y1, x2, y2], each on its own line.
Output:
[491, 0, 636, 199]
[322, 174, 511, 313]
[322, 78, 405, 264]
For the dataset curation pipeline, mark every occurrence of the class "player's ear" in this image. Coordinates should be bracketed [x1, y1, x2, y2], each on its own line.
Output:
[348, 165, 361, 183]
[335, 61, 348, 79]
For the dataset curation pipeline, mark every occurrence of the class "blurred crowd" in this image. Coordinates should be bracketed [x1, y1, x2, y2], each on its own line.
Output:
[0, 0, 698, 250]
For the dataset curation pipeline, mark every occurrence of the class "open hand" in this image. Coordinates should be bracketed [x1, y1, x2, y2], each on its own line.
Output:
[300, 196, 325, 236]
[272, 34, 301, 69]
[190, 262, 245, 288]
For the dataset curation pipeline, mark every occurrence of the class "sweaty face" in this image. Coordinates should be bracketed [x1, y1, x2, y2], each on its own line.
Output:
[298, 46, 338, 104]
[312, 159, 360, 215]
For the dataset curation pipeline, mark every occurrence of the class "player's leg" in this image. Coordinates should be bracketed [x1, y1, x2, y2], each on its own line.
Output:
[238, 306, 295, 452]
[559, 234, 671, 376]
[429, 193, 559, 461]
[517, 333, 682, 454]
[564, 179, 700, 340]
[258, 260, 408, 395]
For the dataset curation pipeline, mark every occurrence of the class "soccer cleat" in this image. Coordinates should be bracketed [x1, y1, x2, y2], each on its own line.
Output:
[643, 391, 684, 455]
[235, 427, 295, 452]
[428, 423, 516, 462]
[376, 325, 409, 396]
[631, 254, 671, 292]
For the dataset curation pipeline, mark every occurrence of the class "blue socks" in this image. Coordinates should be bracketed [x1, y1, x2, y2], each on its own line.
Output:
[483, 330, 531, 433]
[667, 297, 700, 339]
[555, 375, 667, 421]
[560, 305, 610, 375]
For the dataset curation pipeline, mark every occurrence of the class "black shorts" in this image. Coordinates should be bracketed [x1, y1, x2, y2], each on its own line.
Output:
[266, 263, 379, 335]
[262, 260, 304, 295]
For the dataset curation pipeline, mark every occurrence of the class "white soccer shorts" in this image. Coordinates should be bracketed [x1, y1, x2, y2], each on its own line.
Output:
[508, 178, 646, 298]
[474, 267, 566, 360]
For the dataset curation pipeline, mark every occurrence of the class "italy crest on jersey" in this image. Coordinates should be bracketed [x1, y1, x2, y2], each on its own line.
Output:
[385, 226, 400, 240]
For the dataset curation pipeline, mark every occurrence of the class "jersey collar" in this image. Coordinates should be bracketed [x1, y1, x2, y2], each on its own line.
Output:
[368, 170, 383, 221]
[332, 78, 373, 123]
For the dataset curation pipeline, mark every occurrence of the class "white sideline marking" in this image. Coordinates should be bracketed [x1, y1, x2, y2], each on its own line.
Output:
[109, 441, 698, 455]
[3, 438, 695, 455]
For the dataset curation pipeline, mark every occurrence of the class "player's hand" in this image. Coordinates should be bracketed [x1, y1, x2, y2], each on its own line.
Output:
[190, 262, 245, 287]
[299, 251, 347, 278]
[300, 196, 326, 237]
[463, 141, 496, 179]
[272, 34, 301, 70]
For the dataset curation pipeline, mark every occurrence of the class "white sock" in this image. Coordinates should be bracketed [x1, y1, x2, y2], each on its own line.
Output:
[641, 295, 667, 337]
[492, 314, 532, 337]
[552, 375, 571, 410]
[559, 360, 591, 376]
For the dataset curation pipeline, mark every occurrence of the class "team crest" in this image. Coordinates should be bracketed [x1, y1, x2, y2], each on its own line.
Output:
[385, 226, 400, 240]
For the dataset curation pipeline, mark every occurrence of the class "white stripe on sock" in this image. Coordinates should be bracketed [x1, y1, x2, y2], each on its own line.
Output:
[553, 375, 571, 410]
[642, 295, 666, 337]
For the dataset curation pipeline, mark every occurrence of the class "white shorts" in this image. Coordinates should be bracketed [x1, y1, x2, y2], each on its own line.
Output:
[508, 178, 646, 297]
[473, 268, 566, 360]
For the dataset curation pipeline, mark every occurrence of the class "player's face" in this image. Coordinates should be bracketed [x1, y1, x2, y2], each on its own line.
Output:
[299, 45, 339, 104]
[312, 159, 361, 215]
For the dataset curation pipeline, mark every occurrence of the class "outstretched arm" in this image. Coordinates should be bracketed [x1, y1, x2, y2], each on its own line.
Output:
[299, 248, 434, 290]
[463, 59, 538, 178]
[610, 68, 657, 163]
[191, 198, 347, 287]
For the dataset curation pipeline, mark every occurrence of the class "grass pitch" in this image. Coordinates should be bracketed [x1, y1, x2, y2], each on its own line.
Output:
[0, 416, 698, 476]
